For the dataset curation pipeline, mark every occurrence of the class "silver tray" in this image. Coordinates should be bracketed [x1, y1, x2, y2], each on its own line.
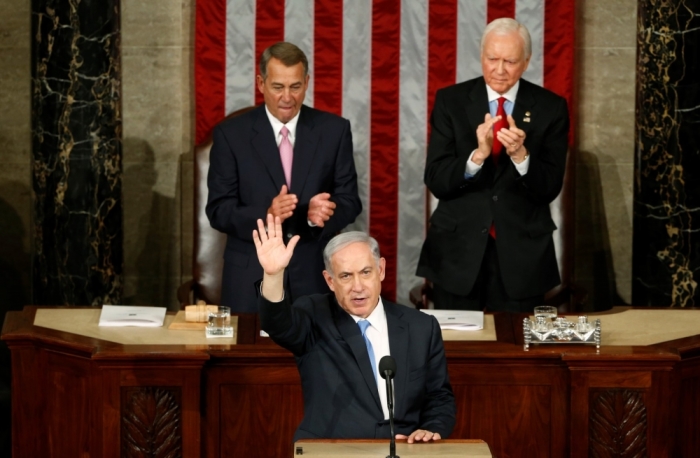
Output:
[523, 316, 601, 350]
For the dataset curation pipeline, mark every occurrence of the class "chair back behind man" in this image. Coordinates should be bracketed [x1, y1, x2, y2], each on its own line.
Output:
[178, 106, 257, 307]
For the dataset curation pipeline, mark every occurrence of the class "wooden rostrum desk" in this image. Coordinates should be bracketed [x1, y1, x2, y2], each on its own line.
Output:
[2, 306, 700, 458]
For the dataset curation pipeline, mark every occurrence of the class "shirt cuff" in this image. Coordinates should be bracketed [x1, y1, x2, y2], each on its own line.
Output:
[259, 281, 286, 303]
[512, 154, 530, 175]
[465, 150, 483, 178]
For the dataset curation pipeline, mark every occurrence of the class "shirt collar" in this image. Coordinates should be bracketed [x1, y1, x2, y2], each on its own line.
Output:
[349, 297, 387, 334]
[264, 105, 301, 140]
[485, 80, 520, 104]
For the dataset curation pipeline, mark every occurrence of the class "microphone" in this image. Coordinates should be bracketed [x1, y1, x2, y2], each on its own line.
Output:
[379, 356, 399, 458]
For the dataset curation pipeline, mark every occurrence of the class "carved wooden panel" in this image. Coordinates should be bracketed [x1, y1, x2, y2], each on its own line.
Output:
[121, 387, 182, 458]
[589, 389, 647, 458]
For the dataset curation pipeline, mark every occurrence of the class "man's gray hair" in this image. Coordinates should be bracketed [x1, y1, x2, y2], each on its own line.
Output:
[323, 232, 381, 276]
[259, 42, 309, 79]
[481, 18, 532, 59]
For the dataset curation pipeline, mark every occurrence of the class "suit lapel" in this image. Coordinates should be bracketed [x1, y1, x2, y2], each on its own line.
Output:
[512, 79, 536, 140]
[334, 301, 383, 411]
[465, 77, 490, 139]
[251, 107, 287, 189]
[385, 301, 409, 418]
[290, 106, 319, 196]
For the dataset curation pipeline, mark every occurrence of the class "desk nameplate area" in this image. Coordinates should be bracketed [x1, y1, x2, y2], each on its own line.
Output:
[32, 308, 238, 345]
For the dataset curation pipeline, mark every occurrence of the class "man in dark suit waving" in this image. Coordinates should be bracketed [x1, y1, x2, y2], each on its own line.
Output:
[417, 18, 570, 312]
[207, 42, 361, 312]
[254, 214, 456, 442]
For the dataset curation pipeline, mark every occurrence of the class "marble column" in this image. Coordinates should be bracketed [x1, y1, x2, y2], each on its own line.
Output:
[633, 0, 700, 306]
[31, 0, 122, 305]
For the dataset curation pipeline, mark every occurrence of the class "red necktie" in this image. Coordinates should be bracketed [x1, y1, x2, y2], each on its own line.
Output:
[491, 97, 507, 163]
[489, 97, 506, 239]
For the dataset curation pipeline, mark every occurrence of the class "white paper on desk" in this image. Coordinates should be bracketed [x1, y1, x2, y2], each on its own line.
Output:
[98, 305, 166, 327]
[420, 310, 484, 331]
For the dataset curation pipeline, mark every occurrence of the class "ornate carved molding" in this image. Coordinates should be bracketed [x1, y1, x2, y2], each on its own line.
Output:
[122, 387, 182, 458]
[589, 389, 647, 458]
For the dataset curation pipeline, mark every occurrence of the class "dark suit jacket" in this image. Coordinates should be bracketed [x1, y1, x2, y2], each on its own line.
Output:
[259, 293, 456, 441]
[206, 105, 362, 312]
[417, 77, 569, 299]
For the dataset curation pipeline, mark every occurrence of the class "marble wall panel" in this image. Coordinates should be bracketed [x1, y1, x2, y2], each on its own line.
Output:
[633, 0, 700, 307]
[31, 0, 123, 306]
[575, 0, 637, 308]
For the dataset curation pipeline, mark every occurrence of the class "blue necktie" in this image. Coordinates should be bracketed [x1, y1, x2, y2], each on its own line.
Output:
[358, 320, 377, 381]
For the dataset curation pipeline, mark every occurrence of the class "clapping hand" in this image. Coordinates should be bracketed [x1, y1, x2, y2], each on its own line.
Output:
[307, 193, 336, 227]
[472, 112, 501, 164]
[267, 185, 298, 222]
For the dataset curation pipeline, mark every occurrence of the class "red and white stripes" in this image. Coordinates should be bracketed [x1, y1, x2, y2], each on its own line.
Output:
[195, 0, 575, 303]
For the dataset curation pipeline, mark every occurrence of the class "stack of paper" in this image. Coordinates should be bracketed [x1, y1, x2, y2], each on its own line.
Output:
[98, 305, 167, 327]
[420, 310, 484, 331]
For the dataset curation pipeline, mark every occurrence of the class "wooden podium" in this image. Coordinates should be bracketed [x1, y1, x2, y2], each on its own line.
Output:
[293, 439, 492, 457]
[2, 306, 700, 457]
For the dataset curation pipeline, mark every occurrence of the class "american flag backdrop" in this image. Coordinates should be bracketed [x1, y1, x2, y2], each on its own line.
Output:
[195, 0, 575, 304]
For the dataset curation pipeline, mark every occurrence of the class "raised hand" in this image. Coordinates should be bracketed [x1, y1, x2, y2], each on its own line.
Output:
[307, 193, 336, 227]
[253, 214, 300, 276]
[267, 185, 298, 222]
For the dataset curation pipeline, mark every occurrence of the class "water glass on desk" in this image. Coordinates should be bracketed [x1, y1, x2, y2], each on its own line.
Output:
[533, 306, 557, 331]
[206, 306, 233, 337]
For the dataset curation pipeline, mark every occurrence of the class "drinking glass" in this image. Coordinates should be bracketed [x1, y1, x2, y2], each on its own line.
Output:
[206, 306, 233, 337]
[533, 306, 557, 322]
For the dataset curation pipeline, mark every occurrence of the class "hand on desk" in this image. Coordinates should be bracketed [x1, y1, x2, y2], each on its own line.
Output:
[396, 429, 442, 444]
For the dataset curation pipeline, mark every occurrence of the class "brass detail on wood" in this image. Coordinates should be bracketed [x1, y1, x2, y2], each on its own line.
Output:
[589, 389, 647, 458]
[121, 387, 182, 458]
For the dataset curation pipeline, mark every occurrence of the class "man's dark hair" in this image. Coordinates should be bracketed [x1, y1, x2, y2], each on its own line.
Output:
[259, 42, 309, 79]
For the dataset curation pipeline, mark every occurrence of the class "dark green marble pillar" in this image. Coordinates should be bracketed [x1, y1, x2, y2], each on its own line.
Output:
[31, 0, 122, 305]
[633, 0, 700, 306]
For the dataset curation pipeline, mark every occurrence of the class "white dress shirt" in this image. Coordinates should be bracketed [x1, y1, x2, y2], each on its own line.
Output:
[350, 298, 392, 419]
[265, 105, 300, 148]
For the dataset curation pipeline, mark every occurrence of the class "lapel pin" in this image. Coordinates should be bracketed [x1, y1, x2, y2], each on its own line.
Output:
[523, 117, 531, 123]
[523, 112, 531, 123]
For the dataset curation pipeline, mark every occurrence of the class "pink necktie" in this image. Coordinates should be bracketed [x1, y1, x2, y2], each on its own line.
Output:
[279, 126, 293, 187]
[491, 97, 507, 163]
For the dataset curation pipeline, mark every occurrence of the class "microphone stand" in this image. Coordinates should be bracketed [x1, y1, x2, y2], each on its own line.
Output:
[384, 371, 399, 458]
